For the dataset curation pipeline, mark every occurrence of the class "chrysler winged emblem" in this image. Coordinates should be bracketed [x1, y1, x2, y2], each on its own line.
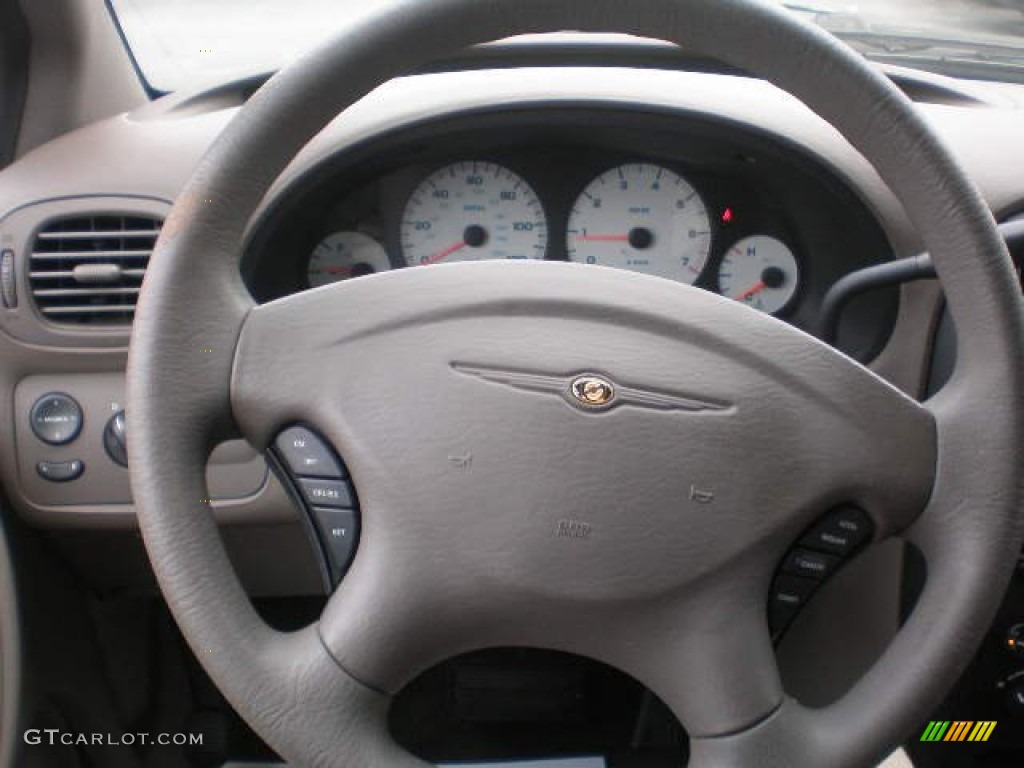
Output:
[451, 363, 731, 414]
[569, 375, 616, 408]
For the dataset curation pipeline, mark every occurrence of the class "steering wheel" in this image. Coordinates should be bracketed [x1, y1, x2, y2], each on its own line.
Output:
[126, 1, 1024, 766]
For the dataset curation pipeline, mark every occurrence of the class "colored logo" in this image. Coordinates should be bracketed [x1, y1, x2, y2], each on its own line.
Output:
[569, 375, 616, 408]
[920, 721, 997, 742]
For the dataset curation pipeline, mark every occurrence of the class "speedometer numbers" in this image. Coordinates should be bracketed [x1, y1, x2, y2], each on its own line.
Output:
[567, 163, 712, 284]
[401, 162, 547, 266]
[717, 235, 800, 315]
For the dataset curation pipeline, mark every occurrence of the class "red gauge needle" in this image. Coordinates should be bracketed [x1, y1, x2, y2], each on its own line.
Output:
[421, 240, 467, 265]
[739, 281, 766, 301]
[576, 234, 630, 242]
[321, 266, 352, 275]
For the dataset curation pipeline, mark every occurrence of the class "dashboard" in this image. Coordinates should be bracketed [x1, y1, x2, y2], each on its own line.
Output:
[244, 108, 898, 361]
[3, 63, 1023, 544]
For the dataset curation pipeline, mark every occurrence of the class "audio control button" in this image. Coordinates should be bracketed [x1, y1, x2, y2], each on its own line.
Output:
[275, 426, 346, 479]
[298, 478, 354, 508]
[312, 507, 359, 578]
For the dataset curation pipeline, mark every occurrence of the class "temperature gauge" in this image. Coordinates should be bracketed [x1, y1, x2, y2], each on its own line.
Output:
[717, 235, 800, 315]
[307, 231, 390, 287]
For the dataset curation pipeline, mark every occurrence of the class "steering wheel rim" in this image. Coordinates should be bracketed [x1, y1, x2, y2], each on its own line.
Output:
[127, 1, 1024, 766]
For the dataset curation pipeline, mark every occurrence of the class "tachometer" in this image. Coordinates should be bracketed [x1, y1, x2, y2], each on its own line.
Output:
[307, 231, 390, 287]
[717, 235, 800, 315]
[567, 163, 712, 284]
[400, 162, 547, 266]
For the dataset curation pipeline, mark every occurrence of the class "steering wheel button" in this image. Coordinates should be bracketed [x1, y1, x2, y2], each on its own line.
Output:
[782, 549, 840, 580]
[800, 507, 873, 555]
[29, 392, 83, 445]
[312, 507, 359, 576]
[771, 575, 817, 606]
[275, 426, 346, 479]
[298, 478, 354, 508]
[36, 459, 84, 483]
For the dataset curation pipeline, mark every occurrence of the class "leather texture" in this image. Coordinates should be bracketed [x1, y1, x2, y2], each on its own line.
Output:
[232, 259, 935, 738]
[126, 1, 1024, 767]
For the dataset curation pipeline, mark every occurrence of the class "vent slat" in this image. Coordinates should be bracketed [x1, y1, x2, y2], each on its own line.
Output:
[29, 214, 162, 325]
[34, 287, 141, 298]
[30, 269, 147, 279]
[31, 250, 154, 260]
[36, 230, 162, 240]
[41, 305, 137, 316]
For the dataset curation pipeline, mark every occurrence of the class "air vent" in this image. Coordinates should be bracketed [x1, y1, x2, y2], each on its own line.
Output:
[29, 214, 162, 324]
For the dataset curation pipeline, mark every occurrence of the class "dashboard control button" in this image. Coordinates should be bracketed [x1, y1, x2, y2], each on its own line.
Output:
[298, 478, 354, 508]
[0, 249, 16, 308]
[312, 507, 359, 576]
[29, 393, 83, 445]
[36, 459, 84, 482]
[768, 574, 818, 636]
[800, 506, 873, 556]
[103, 410, 129, 467]
[782, 548, 840, 580]
[275, 426, 346, 479]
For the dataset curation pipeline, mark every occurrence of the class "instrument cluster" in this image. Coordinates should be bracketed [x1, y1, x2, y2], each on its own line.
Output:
[245, 109, 900, 360]
[303, 158, 803, 317]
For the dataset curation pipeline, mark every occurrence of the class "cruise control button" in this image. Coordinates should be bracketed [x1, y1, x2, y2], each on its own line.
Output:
[274, 426, 346, 479]
[312, 507, 359, 575]
[768, 574, 818, 636]
[298, 478, 354, 508]
[782, 548, 840, 580]
[800, 507, 873, 556]
[30, 393, 83, 445]
[36, 460, 84, 482]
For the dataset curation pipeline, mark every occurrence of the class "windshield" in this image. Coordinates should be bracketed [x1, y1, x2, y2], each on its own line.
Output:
[110, 0, 1024, 94]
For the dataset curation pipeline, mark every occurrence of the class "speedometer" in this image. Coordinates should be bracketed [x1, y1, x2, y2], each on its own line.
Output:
[567, 163, 712, 284]
[400, 162, 547, 266]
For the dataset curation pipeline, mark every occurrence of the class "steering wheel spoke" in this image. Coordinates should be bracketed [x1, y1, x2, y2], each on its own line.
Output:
[618, 568, 785, 738]
[319, 546, 786, 734]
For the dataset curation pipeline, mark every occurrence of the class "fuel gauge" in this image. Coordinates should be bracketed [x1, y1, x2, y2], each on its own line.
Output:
[717, 235, 800, 315]
[308, 231, 390, 287]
